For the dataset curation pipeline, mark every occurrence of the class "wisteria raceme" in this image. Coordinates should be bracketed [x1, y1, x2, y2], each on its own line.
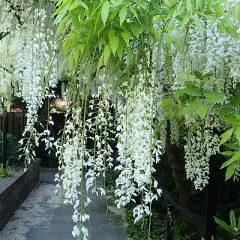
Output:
[54, 72, 117, 240]
[160, 18, 240, 189]
[115, 76, 162, 223]
[0, 1, 58, 165]
[85, 80, 115, 195]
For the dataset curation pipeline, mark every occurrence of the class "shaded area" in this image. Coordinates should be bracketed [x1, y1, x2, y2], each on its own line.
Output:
[0, 171, 126, 240]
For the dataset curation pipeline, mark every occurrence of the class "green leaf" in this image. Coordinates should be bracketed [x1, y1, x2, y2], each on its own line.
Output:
[220, 151, 235, 157]
[186, 0, 193, 14]
[76, 0, 88, 9]
[230, 96, 240, 106]
[226, 26, 238, 39]
[236, 127, 240, 144]
[56, 15, 69, 36]
[238, 217, 240, 231]
[117, 42, 123, 60]
[135, 0, 147, 9]
[183, 102, 199, 115]
[97, 53, 104, 72]
[70, 12, 80, 29]
[129, 5, 138, 20]
[103, 44, 111, 65]
[54, 2, 70, 24]
[221, 152, 240, 169]
[181, 86, 201, 96]
[219, 21, 225, 35]
[196, 0, 201, 10]
[101, 1, 110, 25]
[108, 29, 119, 56]
[196, 105, 208, 119]
[224, 115, 240, 125]
[203, 91, 224, 103]
[130, 25, 141, 39]
[119, 6, 127, 26]
[225, 143, 239, 151]
[182, 13, 191, 26]
[225, 164, 235, 180]
[110, 35, 119, 56]
[108, 28, 115, 39]
[68, 49, 75, 71]
[219, 128, 234, 146]
[52, 1, 69, 18]
[160, 98, 174, 111]
[194, 13, 204, 37]
[121, 30, 131, 45]
[219, 107, 234, 116]
[214, 217, 233, 233]
[69, 2, 78, 11]
[230, 210, 236, 228]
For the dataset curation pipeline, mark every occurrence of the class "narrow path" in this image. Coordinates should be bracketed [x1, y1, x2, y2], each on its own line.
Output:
[0, 171, 127, 240]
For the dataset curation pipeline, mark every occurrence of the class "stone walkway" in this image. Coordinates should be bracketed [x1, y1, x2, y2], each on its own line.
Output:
[0, 171, 127, 240]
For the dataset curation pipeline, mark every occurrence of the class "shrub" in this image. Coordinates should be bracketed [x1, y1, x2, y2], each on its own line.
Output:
[0, 131, 20, 166]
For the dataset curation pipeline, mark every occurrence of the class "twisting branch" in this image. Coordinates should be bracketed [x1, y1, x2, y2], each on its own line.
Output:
[0, 64, 12, 74]
[0, 31, 10, 41]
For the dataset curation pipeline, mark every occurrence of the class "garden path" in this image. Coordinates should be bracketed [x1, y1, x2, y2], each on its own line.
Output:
[0, 171, 127, 240]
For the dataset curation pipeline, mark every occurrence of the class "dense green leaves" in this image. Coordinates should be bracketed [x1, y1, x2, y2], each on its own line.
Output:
[76, 0, 88, 9]
[53, 0, 240, 72]
[215, 210, 240, 237]
[54, 2, 70, 24]
[220, 151, 240, 169]
[214, 217, 234, 233]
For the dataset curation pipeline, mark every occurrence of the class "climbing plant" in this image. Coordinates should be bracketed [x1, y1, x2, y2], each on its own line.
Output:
[1, 0, 240, 239]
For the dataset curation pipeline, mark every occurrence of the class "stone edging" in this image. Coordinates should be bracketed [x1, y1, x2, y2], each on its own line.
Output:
[0, 159, 41, 230]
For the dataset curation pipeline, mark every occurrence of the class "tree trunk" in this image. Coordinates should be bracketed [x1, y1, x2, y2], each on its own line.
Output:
[166, 121, 191, 204]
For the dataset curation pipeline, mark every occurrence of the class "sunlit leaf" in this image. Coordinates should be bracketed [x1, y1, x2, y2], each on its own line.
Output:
[101, 1, 110, 25]
[196, 105, 208, 119]
[121, 30, 131, 45]
[219, 128, 234, 146]
[119, 6, 127, 26]
[103, 44, 111, 65]
[225, 164, 235, 180]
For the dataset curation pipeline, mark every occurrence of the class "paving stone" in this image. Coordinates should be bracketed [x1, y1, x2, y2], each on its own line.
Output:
[45, 229, 74, 240]
[0, 171, 127, 240]
[26, 228, 47, 240]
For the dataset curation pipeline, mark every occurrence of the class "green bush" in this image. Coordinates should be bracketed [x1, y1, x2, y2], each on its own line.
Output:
[125, 207, 165, 240]
[0, 131, 20, 166]
[0, 164, 11, 179]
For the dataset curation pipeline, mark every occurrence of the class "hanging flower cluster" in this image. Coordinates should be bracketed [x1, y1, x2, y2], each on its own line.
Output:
[158, 16, 240, 189]
[54, 71, 117, 239]
[115, 74, 162, 223]
[184, 116, 220, 190]
[0, 0, 59, 165]
[16, 7, 58, 164]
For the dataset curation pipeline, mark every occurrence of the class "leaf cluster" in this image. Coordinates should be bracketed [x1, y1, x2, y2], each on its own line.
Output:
[53, 0, 240, 72]
[214, 210, 240, 238]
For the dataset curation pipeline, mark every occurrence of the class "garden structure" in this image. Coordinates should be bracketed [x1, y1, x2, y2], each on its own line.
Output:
[1, 1, 240, 240]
